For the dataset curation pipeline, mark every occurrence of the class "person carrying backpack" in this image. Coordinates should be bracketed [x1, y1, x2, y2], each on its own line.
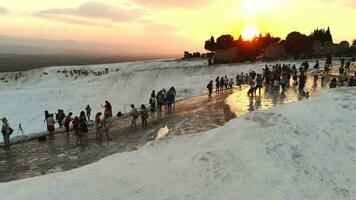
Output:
[1, 117, 13, 150]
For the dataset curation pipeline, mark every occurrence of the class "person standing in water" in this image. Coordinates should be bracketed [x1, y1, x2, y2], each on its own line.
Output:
[207, 80, 213, 97]
[130, 104, 138, 129]
[95, 112, 102, 139]
[63, 112, 73, 136]
[215, 76, 220, 93]
[85, 105, 91, 121]
[1, 117, 12, 150]
[100, 118, 112, 141]
[102, 101, 112, 119]
[141, 104, 149, 126]
[77, 111, 88, 145]
[166, 90, 174, 113]
[46, 114, 56, 140]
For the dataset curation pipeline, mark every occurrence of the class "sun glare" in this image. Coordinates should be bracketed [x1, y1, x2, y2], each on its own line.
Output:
[241, 26, 260, 41]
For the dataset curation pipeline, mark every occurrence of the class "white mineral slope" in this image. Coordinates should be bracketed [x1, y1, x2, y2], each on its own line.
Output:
[0, 87, 355, 200]
[0, 59, 323, 138]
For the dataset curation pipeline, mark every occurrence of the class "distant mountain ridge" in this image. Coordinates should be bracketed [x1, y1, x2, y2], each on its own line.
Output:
[0, 35, 177, 57]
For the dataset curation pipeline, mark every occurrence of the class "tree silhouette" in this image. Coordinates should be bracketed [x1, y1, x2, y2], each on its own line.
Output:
[284, 32, 313, 57]
[309, 27, 333, 43]
[204, 36, 215, 52]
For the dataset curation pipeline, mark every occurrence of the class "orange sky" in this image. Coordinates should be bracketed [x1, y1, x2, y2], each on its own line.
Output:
[0, 0, 355, 55]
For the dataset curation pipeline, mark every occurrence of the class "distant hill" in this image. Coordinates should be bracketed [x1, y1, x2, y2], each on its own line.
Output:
[0, 35, 178, 72]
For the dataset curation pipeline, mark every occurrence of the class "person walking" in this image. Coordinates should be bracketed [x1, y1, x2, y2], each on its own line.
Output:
[166, 90, 174, 113]
[95, 112, 102, 139]
[63, 112, 73, 136]
[220, 77, 225, 92]
[141, 104, 149, 126]
[130, 104, 138, 129]
[207, 80, 213, 97]
[156, 92, 164, 112]
[85, 105, 91, 121]
[255, 74, 263, 95]
[149, 96, 156, 113]
[100, 118, 112, 141]
[215, 76, 220, 93]
[46, 114, 56, 140]
[1, 117, 13, 150]
[77, 111, 88, 145]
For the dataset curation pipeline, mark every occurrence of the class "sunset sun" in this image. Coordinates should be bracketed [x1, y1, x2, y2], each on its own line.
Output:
[241, 26, 260, 41]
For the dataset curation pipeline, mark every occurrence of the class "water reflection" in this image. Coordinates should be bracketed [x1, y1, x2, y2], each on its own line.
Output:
[227, 75, 326, 116]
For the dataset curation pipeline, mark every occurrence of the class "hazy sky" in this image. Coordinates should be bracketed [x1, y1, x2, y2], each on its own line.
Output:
[0, 0, 355, 55]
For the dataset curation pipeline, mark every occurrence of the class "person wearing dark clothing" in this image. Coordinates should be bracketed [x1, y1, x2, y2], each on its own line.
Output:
[77, 111, 88, 145]
[156, 92, 164, 112]
[166, 90, 175, 113]
[207, 80, 213, 97]
[299, 72, 306, 90]
[255, 74, 263, 95]
[220, 77, 225, 91]
[215, 77, 220, 93]
[44, 110, 49, 122]
[151, 90, 156, 99]
[85, 105, 91, 121]
[329, 78, 337, 88]
[168, 87, 177, 107]
[149, 97, 156, 112]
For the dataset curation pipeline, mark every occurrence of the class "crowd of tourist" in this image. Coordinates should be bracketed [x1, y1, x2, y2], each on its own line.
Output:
[2, 59, 355, 150]
[207, 60, 355, 98]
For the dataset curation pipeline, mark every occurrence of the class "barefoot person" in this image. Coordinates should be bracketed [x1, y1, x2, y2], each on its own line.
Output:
[77, 111, 88, 145]
[1, 117, 13, 150]
[102, 101, 112, 119]
[130, 104, 138, 129]
[207, 80, 213, 97]
[100, 118, 112, 141]
[63, 112, 73, 136]
[46, 114, 56, 140]
[72, 116, 79, 139]
[95, 112, 102, 139]
[141, 104, 149, 126]
[85, 105, 91, 121]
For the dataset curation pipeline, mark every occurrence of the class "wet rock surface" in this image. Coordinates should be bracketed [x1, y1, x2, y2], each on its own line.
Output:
[0, 73, 346, 182]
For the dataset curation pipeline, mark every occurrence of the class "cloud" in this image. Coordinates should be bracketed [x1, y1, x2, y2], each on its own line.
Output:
[0, 7, 9, 14]
[35, 2, 143, 23]
[131, 0, 212, 8]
